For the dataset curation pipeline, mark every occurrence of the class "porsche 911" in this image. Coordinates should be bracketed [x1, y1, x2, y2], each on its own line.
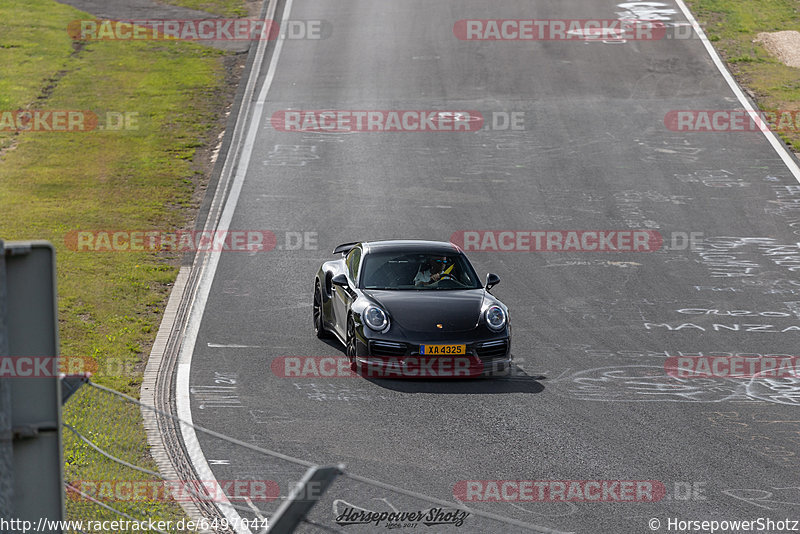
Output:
[312, 240, 512, 377]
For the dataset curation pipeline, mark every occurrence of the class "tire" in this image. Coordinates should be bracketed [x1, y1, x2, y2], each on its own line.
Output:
[313, 282, 328, 339]
[346, 316, 358, 371]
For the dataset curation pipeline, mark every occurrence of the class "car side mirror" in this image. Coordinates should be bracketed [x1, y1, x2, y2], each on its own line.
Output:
[331, 274, 349, 288]
[485, 273, 500, 290]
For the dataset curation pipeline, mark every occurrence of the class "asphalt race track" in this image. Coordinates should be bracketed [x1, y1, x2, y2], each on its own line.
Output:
[181, 0, 800, 532]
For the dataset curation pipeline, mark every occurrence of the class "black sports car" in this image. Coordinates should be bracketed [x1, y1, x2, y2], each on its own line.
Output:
[313, 240, 512, 378]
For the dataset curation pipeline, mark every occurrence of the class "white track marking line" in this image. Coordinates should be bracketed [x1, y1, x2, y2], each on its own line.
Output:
[672, 0, 800, 182]
[244, 496, 268, 520]
[176, 0, 295, 532]
[207, 343, 263, 348]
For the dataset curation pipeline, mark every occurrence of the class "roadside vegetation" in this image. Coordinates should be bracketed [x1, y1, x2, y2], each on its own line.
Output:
[0, 0, 244, 528]
[160, 0, 249, 17]
[686, 0, 800, 150]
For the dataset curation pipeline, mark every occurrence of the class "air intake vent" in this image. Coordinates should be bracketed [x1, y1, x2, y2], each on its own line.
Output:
[476, 340, 508, 360]
[370, 340, 407, 357]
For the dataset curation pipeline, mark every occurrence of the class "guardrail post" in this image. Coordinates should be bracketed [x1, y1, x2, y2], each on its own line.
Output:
[267, 464, 343, 533]
[0, 239, 12, 519]
[1, 240, 64, 529]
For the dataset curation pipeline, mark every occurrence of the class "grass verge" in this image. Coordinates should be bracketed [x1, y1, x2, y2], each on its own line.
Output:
[0, 0, 244, 529]
[685, 0, 800, 151]
[159, 0, 249, 18]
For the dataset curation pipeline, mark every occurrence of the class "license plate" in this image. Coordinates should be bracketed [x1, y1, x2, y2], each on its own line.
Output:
[420, 344, 466, 355]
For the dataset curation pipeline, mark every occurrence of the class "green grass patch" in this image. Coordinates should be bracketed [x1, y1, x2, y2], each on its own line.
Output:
[0, 0, 239, 529]
[63, 386, 191, 528]
[158, 0, 248, 18]
[686, 0, 800, 150]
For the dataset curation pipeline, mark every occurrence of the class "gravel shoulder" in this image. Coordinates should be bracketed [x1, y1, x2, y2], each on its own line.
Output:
[755, 30, 800, 69]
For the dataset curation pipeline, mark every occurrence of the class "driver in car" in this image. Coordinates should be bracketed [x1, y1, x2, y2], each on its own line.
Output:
[414, 256, 449, 287]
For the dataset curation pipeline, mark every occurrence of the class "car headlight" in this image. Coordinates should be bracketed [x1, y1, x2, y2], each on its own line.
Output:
[485, 305, 506, 331]
[364, 305, 389, 331]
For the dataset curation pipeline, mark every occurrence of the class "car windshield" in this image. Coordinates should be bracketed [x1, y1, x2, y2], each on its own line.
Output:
[360, 251, 482, 290]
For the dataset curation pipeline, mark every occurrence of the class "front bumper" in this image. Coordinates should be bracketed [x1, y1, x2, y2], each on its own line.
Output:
[353, 337, 512, 378]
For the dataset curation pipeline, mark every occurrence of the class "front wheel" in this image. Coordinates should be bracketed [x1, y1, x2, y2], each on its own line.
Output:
[313, 282, 328, 339]
[346, 316, 358, 371]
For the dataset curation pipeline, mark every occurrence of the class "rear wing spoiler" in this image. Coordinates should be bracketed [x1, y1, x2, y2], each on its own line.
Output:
[333, 242, 359, 255]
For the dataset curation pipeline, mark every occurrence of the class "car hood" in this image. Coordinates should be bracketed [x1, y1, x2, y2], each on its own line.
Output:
[363, 289, 487, 332]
